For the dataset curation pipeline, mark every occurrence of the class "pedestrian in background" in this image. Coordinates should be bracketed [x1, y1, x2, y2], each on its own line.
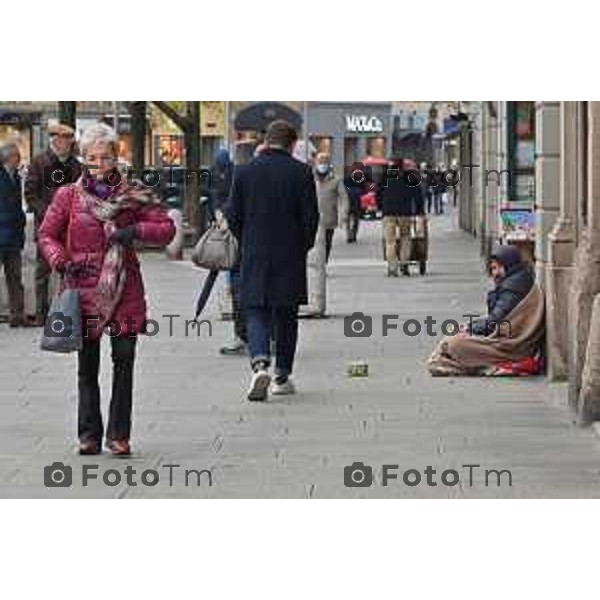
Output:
[210, 147, 247, 356]
[344, 173, 362, 243]
[38, 123, 175, 456]
[451, 159, 459, 207]
[304, 152, 350, 317]
[209, 148, 234, 216]
[421, 162, 434, 214]
[225, 120, 319, 401]
[219, 143, 269, 356]
[0, 143, 28, 327]
[381, 157, 421, 277]
[314, 152, 349, 263]
[433, 164, 447, 215]
[25, 123, 81, 326]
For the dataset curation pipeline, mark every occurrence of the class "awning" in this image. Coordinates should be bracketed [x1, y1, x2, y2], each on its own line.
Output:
[234, 102, 303, 132]
[393, 131, 424, 148]
[0, 108, 43, 125]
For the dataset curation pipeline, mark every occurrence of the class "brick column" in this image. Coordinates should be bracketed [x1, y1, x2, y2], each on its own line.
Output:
[546, 102, 577, 380]
[569, 102, 600, 417]
[535, 101, 561, 287]
[481, 102, 500, 258]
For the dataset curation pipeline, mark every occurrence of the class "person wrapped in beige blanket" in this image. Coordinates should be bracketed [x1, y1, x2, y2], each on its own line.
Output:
[428, 245, 545, 376]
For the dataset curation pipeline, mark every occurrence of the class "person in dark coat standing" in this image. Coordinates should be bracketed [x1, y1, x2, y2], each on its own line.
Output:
[344, 174, 362, 243]
[433, 164, 447, 215]
[0, 143, 27, 327]
[209, 148, 234, 214]
[225, 120, 319, 401]
[24, 123, 81, 325]
[380, 157, 422, 277]
[207, 148, 247, 356]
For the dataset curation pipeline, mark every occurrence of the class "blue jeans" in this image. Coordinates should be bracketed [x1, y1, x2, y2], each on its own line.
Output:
[229, 265, 247, 343]
[434, 191, 444, 214]
[246, 306, 298, 377]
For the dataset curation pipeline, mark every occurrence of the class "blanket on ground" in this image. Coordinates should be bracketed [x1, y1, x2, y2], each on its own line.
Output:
[428, 283, 545, 376]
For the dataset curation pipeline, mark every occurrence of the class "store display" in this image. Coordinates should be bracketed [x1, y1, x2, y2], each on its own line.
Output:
[499, 209, 535, 241]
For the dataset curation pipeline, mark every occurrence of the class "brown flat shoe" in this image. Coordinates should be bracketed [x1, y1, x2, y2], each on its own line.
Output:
[32, 315, 46, 327]
[9, 315, 36, 328]
[78, 439, 101, 455]
[107, 440, 131, 456]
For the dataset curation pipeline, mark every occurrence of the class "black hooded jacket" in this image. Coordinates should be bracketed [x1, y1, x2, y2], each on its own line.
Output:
[469, 246, 534, 336]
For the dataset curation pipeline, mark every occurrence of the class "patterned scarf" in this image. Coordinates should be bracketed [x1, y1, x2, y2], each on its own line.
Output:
[78, 177, 161, 327]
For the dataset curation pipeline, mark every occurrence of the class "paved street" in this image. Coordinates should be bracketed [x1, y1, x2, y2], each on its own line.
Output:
[2, 208, 600, 498]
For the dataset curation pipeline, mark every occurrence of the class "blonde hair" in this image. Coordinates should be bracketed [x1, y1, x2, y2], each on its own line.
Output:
[79, 122, 118, 156]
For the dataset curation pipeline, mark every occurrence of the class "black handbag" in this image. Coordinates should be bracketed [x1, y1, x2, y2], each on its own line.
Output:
[40, 211, 83, 353]
[40, 288, 82, 353]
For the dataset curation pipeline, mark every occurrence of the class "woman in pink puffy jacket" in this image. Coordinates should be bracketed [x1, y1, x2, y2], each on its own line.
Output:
[39, 123, 175, 456]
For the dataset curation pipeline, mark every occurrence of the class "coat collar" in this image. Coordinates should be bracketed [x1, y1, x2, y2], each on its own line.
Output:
[261, 147, 290, 156]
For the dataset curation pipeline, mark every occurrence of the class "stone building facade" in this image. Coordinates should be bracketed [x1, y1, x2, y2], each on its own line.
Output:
[461, 101, 600, 419]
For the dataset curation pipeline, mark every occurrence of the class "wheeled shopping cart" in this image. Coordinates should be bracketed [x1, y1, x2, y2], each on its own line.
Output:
[382, 215, 429, 275]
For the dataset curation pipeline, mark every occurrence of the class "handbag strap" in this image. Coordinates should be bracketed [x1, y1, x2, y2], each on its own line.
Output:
[59, 191, 75, 293]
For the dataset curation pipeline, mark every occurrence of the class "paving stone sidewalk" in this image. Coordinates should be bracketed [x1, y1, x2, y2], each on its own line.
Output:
[2, 209, 599, 498]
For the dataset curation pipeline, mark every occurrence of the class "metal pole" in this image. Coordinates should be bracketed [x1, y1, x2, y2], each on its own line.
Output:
[303, 101, 309, 161]
[113, 100, 118, 133]
[225, 101, 231, 153]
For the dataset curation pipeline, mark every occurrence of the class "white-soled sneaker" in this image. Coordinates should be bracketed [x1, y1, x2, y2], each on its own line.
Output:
[247, 369, 271, 401]
[271, 377, 296, 395]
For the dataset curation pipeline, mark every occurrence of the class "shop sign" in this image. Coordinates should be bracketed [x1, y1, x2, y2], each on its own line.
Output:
[345, 114, 384, 133]
[201, 101, 225, 136]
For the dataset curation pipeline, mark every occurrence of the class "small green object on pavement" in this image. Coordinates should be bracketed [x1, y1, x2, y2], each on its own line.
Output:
[348, 361, 369, 378]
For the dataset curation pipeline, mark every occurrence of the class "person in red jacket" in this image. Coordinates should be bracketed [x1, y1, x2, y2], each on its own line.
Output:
[38, 123, 175, 456]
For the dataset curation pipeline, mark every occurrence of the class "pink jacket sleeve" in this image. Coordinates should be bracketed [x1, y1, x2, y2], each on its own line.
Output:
[134, 204, 176, 246]
[38, 186, 71, 271]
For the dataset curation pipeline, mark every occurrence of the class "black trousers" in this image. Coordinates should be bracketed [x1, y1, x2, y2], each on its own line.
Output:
[229, 265, 247, 343]
[325, 228, 334, 263]
[0, 250, 25, 317]
[425, 190, 433, 214]
[346, 212, 360, 242]
[35, 249, 51, 319]
[78, 335, 137, 443]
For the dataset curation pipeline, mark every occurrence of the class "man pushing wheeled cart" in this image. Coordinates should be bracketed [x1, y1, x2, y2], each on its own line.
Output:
[380, 157, 428, 277]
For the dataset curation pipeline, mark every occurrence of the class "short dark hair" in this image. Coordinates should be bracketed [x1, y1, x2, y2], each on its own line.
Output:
[265, 120, 298, 148]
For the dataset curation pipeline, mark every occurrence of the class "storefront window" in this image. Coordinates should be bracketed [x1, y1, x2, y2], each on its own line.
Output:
[0, 124, 33, 163]
[155, 135, 183, 166]
[344, 137, 359, 166]
[500, 101, 536, 244]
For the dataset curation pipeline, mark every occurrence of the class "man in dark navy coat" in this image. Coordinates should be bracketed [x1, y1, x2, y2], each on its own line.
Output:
[0, 143, 27, 327]
[226, 120, 319, 401]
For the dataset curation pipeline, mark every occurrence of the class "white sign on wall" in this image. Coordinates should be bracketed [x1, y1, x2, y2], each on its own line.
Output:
[345, 115, 384, 133]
